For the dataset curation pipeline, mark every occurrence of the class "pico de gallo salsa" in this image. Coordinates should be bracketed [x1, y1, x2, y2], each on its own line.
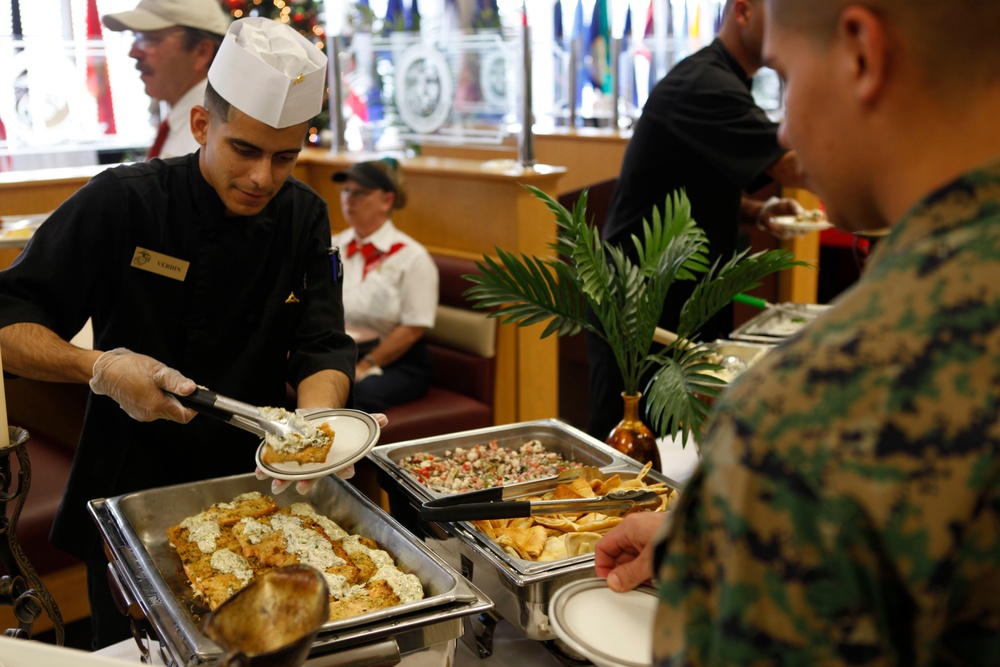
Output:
[398, 439, 583, 493]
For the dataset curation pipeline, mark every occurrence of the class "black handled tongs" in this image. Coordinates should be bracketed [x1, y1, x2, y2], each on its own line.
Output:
[419, 488, 662, 522]
[169, 387, 303, 440]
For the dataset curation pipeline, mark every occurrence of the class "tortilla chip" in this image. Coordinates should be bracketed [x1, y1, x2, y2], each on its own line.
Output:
[496, 526, 548, 559]
[471, 467, 673, 562]
[495, 534, 523, 559]
[551, 476, 596, 500]
[596, 475, 622, 496]
[576, 514, 624, 533]
[538, 536, 569, 562]
[532, 515, 579, 532]
[564, 532, 602, 557]
[522, 525, 548, 558]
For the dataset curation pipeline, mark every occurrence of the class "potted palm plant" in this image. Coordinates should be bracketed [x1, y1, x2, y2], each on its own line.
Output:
[462, 186, 803, 463]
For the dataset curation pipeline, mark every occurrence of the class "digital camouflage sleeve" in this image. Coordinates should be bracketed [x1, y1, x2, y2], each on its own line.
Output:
[653, 159, 1000, 666]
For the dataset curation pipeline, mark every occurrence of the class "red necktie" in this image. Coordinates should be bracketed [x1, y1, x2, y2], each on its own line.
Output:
[147, 119, 169, 160]
[346, 239, 405, 278]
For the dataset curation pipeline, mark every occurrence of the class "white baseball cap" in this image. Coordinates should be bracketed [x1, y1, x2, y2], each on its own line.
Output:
[102, 0, 232, 36]
[208, 17, 328, 129]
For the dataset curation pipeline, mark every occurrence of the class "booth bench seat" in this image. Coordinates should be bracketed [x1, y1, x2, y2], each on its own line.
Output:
[377, 253, 497, 445]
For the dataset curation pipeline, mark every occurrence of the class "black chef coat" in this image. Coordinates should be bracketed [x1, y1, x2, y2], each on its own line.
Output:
[604, 37, 787, 338]
[0, 152, 357, 558]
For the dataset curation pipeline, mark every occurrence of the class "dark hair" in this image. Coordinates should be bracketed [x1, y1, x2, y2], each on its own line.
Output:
[203, 81, 232, 124]
[180, 26, 224, 58]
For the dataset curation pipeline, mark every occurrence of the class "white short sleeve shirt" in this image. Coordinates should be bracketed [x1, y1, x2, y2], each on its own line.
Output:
[331, 221, 439, 337]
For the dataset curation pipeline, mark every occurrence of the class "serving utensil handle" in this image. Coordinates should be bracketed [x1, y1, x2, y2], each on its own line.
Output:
[419, 499, 531, 522]
[170, 387, 231, 422]
[168, 388, 269, 438]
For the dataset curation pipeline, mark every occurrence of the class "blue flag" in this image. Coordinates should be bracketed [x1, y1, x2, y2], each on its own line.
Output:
[588, 0, 611, 93]
[571, 0, 588, 107]
[384, 0, 405, 33]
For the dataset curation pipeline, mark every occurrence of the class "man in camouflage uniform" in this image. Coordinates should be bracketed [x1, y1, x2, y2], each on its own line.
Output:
[594, 0, 1000, 664]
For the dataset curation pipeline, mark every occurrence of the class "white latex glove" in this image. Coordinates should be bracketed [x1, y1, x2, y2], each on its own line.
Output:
[756, 196, 807, 240]
[89, 347, 197, 423]
[256, 412, 389, 496]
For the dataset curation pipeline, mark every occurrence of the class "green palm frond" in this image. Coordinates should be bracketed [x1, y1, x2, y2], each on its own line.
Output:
[463, 249, 588, 339]
[633, 190, 708, 281]
[462, 186, 813, 446]
[527, 186, 616, 309]
[644, 343, 728, 445]
[677, 248, 806, 341]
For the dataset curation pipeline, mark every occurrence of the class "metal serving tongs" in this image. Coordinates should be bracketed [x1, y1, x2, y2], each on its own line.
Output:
[418, 466, 661, 522]
[419, 489, 661, 522]
[169, 387, 303, 440]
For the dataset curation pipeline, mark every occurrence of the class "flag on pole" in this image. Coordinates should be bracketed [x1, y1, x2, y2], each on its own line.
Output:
[384, 0, 405, 33]
[0, 118, 12, 172]
[475, 0, 500, 29]
[588, 0, 611, 93]
[620, 6, 638, 108]
[571, 0, 588, 105]
[554, 0, 564, 43]
[408, 0, 421, 31]
[86, 0, 117, 135]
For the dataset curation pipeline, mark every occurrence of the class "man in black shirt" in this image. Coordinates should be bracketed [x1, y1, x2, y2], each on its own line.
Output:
[587, 0, 809, 440]
[0, 18, 355, 647]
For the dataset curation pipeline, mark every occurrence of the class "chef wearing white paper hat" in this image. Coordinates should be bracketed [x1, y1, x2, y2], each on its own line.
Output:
[191, 16, 328, 216]
[0, 17, 360, 649]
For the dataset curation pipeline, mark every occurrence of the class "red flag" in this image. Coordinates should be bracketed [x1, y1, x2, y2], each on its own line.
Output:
[0, 117, 13, 171]
[86, 0, 117, 135]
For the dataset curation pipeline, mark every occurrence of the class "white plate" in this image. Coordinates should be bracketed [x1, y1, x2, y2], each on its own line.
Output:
[255, 409, 380, 481]
[549, 578, 657, 667]
[770, 215, 833, 232]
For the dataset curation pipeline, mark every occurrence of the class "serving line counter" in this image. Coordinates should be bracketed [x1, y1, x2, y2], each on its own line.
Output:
[87, 431, 697, 667]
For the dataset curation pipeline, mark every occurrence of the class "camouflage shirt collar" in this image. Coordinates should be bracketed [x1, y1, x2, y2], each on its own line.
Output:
[867, 156, 1000, 268]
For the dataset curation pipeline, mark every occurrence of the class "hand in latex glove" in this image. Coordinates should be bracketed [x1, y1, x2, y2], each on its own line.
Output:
[257, 411, 389, 496]
[756, 196, 807, 240]
[89, 347, 197, 423]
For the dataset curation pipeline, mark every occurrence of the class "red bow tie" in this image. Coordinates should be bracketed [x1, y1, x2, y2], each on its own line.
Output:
[346, 239, 405, 278]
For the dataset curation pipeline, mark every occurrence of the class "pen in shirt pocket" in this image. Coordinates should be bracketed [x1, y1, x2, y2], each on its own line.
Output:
[329, 246, 343, 283]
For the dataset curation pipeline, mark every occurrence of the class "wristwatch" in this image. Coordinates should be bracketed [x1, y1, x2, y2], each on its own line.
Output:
[363, 353, 379, 368]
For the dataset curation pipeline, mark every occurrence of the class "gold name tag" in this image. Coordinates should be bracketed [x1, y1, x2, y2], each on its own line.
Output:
[130, 247, 190, 281]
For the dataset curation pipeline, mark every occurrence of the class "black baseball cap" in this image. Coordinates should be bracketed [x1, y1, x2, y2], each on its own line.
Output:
[332, 160, 397, 194]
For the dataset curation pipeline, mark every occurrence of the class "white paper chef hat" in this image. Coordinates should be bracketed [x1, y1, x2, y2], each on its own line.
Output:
[208, 17, 327, 129]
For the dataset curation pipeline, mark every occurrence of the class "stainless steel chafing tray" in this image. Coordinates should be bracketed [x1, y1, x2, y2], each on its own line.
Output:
[367, 420, 682, 648]
[368, 418, 643, 504]
[88, 473, 493, 667]
[730, 302, 831, 343]
[705, 339, 775, 372]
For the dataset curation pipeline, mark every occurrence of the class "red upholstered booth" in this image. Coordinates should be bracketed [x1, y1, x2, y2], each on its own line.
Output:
[377, 253, 497, 445]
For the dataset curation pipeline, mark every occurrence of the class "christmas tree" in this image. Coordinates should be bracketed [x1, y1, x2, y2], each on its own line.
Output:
[221, 0, 325, 38]
[220, 0, 330, 142]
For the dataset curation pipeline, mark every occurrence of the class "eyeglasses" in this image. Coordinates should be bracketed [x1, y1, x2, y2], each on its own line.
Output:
[340, 187, 378, 200]
[132, 28, 184, 51]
